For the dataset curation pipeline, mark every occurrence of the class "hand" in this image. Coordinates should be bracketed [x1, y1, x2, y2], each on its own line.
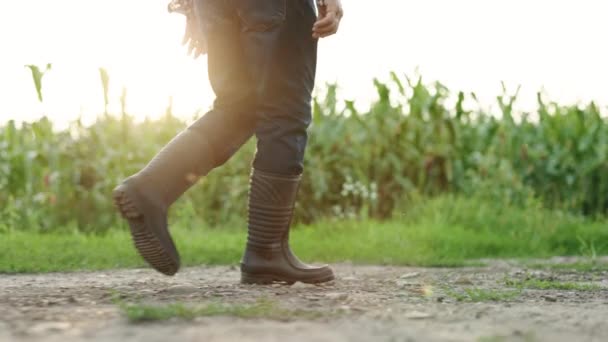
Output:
[313, 0, 344, 39]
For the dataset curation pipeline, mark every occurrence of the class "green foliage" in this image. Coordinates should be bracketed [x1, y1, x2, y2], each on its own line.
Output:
[478, 332, 537, 342]
[122, 302, 199, 322]
[505, 277, 602, 291]
[120, 299, 323, 323]
[1, 195, 607, 273]
[24, 63, 52, 102]
[445, 288, 522, 302]
[2, 73, 608, 232]
[99, 67, 110, 114]
[527, 261, 608, 272]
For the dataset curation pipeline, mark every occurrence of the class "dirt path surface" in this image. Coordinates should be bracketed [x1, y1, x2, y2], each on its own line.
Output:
[1, 261, 607, 342]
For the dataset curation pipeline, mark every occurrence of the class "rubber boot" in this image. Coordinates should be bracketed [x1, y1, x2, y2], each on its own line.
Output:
[112, 128, 215, 276]
[240, 169, 335, 284]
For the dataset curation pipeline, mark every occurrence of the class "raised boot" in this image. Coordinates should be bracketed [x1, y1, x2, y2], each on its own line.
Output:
[240, 169, 335, 285]
[112, 128, 215, 275]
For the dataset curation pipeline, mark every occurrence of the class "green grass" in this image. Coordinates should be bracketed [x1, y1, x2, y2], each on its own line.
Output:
[121, 299, 324, 323]
[505, 278, 602, 291]
[478, 332, 537, 342]
[1, 195, 608, 273]
[526, 261, 608, 273]
[446, 288, 522, 302]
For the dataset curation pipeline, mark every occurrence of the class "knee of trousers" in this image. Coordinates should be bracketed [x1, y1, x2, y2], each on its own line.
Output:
[253, 128, 308, 176]
[188, 106, 257, 168]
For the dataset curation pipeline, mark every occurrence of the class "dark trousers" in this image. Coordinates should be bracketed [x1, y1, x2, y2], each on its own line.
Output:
[188, 0, 318, 175]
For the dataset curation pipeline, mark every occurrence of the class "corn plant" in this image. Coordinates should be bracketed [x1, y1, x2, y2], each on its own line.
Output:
[2, 71, 608, 232]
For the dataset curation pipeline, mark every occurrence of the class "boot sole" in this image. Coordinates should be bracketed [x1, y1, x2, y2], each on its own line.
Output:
[240, 271, 335, 285]
[112, 185, 179, 276]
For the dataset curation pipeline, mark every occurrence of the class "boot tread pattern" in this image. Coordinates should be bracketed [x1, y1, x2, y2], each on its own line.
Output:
[112, 186, 179, 276]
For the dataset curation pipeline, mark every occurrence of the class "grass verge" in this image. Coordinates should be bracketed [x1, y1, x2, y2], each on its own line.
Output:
[120, 299, 324, 323]
[445, 288, 522, 302]
[526, 261, 608, 273]
[2, 195, 608, 273]
[477, 332, 537, 342]
[505, 278, 602, 291]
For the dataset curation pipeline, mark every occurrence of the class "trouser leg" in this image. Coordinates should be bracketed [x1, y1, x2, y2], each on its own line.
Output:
[236, 0, 334, 284]
[113, 1, 259, 276]
[194, 0, 318, 173]
[240, 0, 319, 175]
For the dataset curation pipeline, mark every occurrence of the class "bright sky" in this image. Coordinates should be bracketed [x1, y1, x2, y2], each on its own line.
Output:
[1, 0, 607, 127]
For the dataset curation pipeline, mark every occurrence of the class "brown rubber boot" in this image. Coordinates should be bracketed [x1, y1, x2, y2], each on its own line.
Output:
[112, 128, 215, 276]
[240, 169, 335, 285]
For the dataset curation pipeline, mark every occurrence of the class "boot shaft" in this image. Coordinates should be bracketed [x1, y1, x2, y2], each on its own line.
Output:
[246, 169, 300, 250]
[132, 128, 216, 206]
[241, 168, 335, 284]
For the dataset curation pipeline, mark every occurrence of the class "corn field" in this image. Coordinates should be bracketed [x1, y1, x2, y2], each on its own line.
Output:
[2, 71, 608, 232]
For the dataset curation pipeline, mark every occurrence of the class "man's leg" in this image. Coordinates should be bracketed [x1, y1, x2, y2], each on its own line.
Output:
[113, 1, 257, 276]
[238, 0, 335, 284]
[189, 0, 259, 166]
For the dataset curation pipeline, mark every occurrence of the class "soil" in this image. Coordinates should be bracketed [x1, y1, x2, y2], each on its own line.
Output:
[1, 258, 607, 342]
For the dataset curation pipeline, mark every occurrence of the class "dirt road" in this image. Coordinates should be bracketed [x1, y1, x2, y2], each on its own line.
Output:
[1, 260, 607, 342]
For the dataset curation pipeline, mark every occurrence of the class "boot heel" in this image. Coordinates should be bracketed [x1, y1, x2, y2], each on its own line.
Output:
[112, 185, 142, 219]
